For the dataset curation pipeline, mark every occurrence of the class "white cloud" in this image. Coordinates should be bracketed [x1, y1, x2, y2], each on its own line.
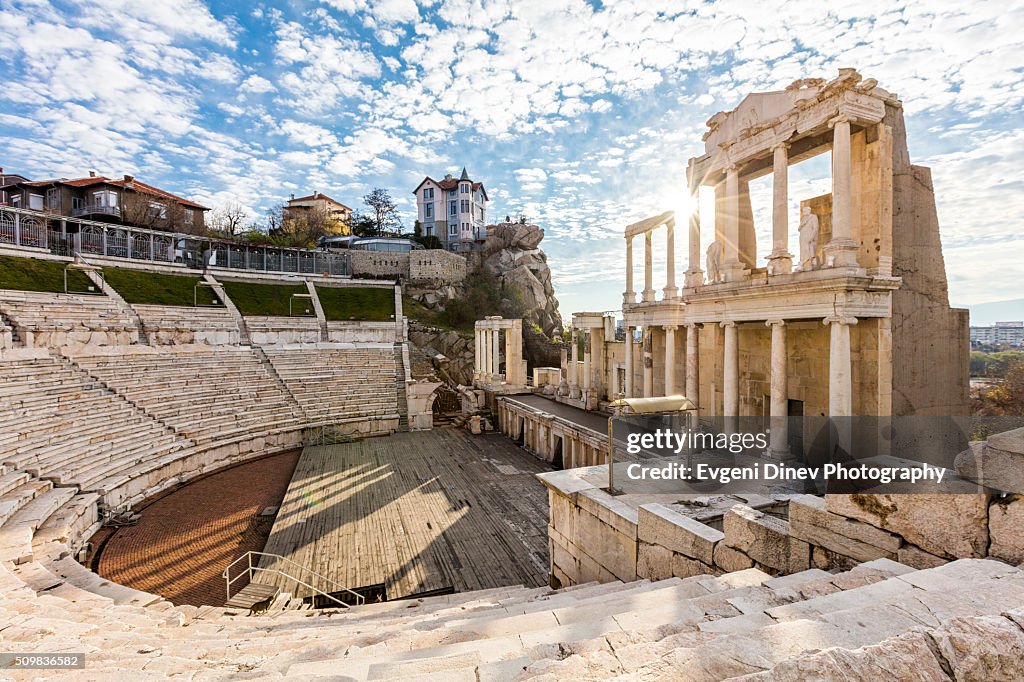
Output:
[239, 75, 276, 94]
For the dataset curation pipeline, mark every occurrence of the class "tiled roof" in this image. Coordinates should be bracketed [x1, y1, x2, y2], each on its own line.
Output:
[415, 175, 488, 201]
[7, 175, 209, 210]
[287, 192, 351, 210]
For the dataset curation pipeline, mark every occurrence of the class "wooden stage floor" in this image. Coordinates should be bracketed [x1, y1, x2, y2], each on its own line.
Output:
[259, 428, 554, 600]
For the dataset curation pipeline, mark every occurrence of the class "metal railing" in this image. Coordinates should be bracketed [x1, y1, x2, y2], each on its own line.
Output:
[71, 204, 120, 218]
[0, 205, 351, 277]
[223, 551, 365, 609]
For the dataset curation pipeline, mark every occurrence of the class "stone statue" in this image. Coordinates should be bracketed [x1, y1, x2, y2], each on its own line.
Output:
[706, 241, 722, 284]
[798, 206, 819, 271]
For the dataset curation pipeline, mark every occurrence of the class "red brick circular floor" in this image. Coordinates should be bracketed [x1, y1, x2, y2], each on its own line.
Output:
[94, 450, 300, 607]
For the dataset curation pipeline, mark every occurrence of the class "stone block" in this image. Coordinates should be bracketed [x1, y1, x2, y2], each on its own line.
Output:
[988, 495, 1024, 564]
[826, 493, 989, 559]
[577, 488, 638, 539]
[713, 542, 754, 573]
[723, 505, 795, 572]
[637, 542, 673, 581]
[811, 545, 860, 571]
[671, 553, 718, 579]
[931, 614, 1024, 681]
[637, 503, 723, 565]
[897, 544, 947, 569]
[789, 494, 901, 550]
[573, 506, 637, 582]
[955, 440, 1024, 492]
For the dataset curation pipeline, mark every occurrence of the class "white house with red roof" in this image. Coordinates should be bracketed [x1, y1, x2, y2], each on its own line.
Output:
[413, 167, 488, 252]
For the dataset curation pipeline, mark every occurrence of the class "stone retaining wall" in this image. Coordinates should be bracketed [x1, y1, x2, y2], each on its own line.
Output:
[244, 316, 321, 345]
[540, 426, 1024, 587]
[348, 249, 466, 285]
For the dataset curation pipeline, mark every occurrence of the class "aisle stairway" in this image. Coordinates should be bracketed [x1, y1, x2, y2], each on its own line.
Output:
[2, 470, 1023, 681]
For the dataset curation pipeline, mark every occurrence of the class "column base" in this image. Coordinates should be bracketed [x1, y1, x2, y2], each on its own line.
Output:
[822, 239, 860, 269]
[662, 286, 679, 300]
[683, 270, 704, 288]
[766, 252, 793, 276]
[623, 291, 637, 305]
[720, 262, 748, 283]
[569, 385, 581, 399]
[765, 446, 797, 461]
[641, 288, 657, 303]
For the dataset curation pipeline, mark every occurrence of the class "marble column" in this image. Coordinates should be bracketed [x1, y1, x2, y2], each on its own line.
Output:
[664, 325, 677, 395]
[766, 319, 790, 457]
[642, 329, 653, 398]
[721, 166, 743, 282]
[825, 316, 857, 416]
[642, 231, 656, 302]
[624, 325, 634, 398]
[582, 330, 592, 405]
[767, 144, 793, 275]
[722, 321, 738, 418]
[685, 323, 700, 405]
[685, 184, 703, 287]
[492, 328, 500, 381]
[569, 329, 579, 397]
[482, 328, 491, 379]
[624, 236, 636, 305]
[825, 116, 858, 267]
[474, 330, 481, 380]
[663, 219, 678, 300]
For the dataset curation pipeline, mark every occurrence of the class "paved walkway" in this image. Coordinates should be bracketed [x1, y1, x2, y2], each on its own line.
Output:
[96, 450, 301, 607]
[504, 394, 609, 434]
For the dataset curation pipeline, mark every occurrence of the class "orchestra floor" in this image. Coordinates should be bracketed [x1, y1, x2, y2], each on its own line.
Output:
[260, 428, 554, 601]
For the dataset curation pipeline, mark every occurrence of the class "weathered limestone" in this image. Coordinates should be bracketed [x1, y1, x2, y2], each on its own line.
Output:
[789, 495, 899, 563]
[638, 504, 722, 566]
[827, 493, 990, 559]
[988, 495, 1024, 564]
[724, 505, 810, 574]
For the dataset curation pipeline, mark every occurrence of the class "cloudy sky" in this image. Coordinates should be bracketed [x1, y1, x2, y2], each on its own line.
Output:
[1, 0, 1021, 317]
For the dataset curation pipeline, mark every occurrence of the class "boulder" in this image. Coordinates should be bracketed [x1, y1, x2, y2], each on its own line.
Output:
[988, 495, 1024, 564]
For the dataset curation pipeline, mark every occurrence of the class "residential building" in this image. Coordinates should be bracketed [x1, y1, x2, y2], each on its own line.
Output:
[0, 168, 30, 205]
[413, 168, 488, 251]
[0, 171, 209, 232]
[971, 321, 1024, 348]
[283, 192, 351, 235]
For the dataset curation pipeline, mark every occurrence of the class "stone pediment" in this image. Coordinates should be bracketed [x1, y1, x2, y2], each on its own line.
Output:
[704, 86, 822, 152]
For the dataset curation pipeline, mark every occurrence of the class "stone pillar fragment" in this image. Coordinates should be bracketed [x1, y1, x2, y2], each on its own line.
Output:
[766, 319, 790, 458]
[722, 321, 738, 418]
[664, 325, 677, 395]
[767, 143, 793, 275]
[685, 323, 700, 406]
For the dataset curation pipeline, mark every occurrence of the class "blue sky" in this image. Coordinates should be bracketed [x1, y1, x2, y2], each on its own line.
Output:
[1, 0, 1021, 318]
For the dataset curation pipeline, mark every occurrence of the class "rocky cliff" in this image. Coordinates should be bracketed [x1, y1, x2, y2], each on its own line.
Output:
[473, 222, 563, 338]
[406, 221, 564, 385]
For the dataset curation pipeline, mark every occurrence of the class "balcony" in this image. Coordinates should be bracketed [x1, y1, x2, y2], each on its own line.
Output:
[72, 204, 120, 218]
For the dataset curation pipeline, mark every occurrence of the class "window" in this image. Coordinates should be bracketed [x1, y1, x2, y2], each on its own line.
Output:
[449, 201, 457, 216]
[425, 203, 433, 218]
[93, 190, 117, 207]
[449, 223, 457, 235]
[28, 193, 43, 210]
[45, 188, 59, 210]
[460, 183, 469, 193]
[449, 190, 457, 198]
[9, 194, 20, 207]
[424, 187, 433, 199]
[183, 209, 194, 226]
[460, 199, 469, 212]
[148, 201, 167, 220]
[72, 197, 85, 212]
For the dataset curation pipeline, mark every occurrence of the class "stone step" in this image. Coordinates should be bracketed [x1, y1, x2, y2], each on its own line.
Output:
[0, 478, 53, 527]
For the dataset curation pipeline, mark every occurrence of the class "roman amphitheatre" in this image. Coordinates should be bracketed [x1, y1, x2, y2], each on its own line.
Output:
[1, 71, 1024, 680]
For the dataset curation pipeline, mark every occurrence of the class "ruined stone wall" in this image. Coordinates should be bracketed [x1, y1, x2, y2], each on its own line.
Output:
[408, 249, 467, 284]
[348, 251, 409, 280]
[543, 427, 1024, 586]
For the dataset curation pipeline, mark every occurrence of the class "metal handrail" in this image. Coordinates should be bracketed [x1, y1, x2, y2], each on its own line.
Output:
[223, 551, 365, 609]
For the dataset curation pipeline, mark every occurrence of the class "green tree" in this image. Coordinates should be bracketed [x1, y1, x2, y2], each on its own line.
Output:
[364, 188, 402, 236]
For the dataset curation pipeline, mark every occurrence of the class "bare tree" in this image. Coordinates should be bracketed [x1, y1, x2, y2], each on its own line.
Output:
[364, 188, 402, 236]
[120, 193, 203, 234]
[209, 200, 248, 236]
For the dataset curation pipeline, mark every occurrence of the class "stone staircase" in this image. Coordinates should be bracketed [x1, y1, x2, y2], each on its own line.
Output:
[2, 475, 1023, 681]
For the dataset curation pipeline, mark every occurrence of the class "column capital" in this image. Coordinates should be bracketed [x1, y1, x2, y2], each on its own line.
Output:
[771, 140, 790, 152]
[765, 319, 786, 328]
[828, 114, 852, 129]
[823, 315, 858, 326]
[684, 322, 704, 330]
[663, 324, 678, 332]
[720, 320, 737, 329]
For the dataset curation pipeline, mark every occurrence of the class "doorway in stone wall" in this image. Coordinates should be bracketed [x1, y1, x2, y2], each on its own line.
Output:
[552, 436, 564, 470]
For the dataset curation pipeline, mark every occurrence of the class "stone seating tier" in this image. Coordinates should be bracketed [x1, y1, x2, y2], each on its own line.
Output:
[263, 347, 401, 422]
[1, 473, 1023, 681]
[0, 290, 136, 332]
